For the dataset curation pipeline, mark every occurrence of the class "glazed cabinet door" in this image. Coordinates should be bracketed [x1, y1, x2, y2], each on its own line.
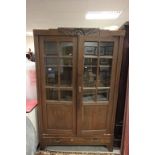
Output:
[39, 36, 77, 136]
[77, 35, 119, 136]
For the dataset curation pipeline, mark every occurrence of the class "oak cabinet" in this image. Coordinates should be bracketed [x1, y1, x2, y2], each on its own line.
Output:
[33, 28, 125, 151]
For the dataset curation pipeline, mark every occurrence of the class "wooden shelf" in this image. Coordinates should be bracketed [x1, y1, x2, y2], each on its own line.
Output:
[84, 65, 97, 67]
[83, 87, 110, 90]
[44, 55, 72, 58]
[45, 86, 73, 90]
[46, 65, 72, 67]
[97, 87, 110, 89]
[83, 87, 96, 90]
[46, 100, 72, 105]
[83, 101, 109, 105]
[84, 55, 113, 59]
[84, 55, 98, 58]
[99, 65, 111, 67]
[99, 56, 113, 59]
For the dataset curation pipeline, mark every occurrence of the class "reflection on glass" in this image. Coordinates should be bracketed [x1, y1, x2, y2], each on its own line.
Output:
[98, 67, 111, 87]
[46, 67, 58, 85]
[97, 89, 109, 101]
[60, 58, 72, 66]
[60, 67, 72, 86]
[44, 41, 58, 56]
[83, 89, 96, 102]
[84, 42, 98, 56]
[60, 42, 73, 56]
[46, 88, 58, 100]
[83, 67, 97, 87]
[84, 58, 97, 66]
[60, 90, 72, 101]
[100, 42, 114, 56]
[100, 58, 112, 66]
[45, 57, 59, 66]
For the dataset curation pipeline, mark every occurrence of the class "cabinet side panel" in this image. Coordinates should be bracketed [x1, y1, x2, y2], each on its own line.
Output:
[33, 33, 44, 143]
[109, 36, 125, 145]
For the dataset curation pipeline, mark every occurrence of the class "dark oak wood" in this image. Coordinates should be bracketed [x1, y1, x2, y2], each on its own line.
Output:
[33, 28, 125, 151]
[34, 29, 125, 37]
[39, 36, 77, 136]
[58, 28, 99, 36]
[77, 35, 120, 147]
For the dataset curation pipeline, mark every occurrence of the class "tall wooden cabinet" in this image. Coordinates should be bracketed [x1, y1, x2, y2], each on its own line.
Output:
[33, 28, 125, 151]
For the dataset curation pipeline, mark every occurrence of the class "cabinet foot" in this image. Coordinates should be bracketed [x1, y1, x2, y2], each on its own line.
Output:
[39, 143, 46, 150]
[107, 144, 113, 152]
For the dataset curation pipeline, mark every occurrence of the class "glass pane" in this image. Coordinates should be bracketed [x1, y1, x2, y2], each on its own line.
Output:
[44, 41, 58, 56]
[46, 67, 58, 86]
[46, 88, 58, 100]
[97, 89, 109, 101]
[98, 67, 111, 87]
[84, 58, 97, 66]
[83, 66, 97, 87]
[100, 42, 114, 56]
[60, 90, 72, 101]
[100, 58, 112, 66]
[60, 67, 72, 86]
[83, 89, 96, 102]
[84, 42, 98, 56]
[45, 57, 59, 66]
[60, 58, 72, 66]
[60, 42, 73, 56]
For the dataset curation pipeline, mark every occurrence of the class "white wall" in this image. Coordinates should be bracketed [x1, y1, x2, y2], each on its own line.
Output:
[26, 107, 39, 145]
[26, 36, 34, 53]
[26, 35, 38, 145]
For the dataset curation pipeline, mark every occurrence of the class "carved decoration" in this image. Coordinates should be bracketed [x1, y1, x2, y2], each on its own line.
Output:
[58, 28, 99, 36]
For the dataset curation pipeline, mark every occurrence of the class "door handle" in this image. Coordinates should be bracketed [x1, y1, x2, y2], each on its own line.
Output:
[79, 86, 82, 93]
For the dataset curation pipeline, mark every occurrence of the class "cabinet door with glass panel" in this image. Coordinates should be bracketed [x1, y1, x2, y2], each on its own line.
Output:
[39, 36, 77, 135]
[77, 36, 118, 136]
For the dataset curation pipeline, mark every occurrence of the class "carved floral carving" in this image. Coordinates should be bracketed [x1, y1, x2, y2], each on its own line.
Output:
[58, 28, 99, 36]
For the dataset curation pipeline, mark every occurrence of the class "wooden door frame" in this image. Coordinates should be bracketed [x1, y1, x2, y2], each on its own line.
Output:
[77, 35, 121, 137]
[38, 35, 78, 136]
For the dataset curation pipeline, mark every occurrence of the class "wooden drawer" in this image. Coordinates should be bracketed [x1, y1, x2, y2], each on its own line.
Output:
[44, 136, 111, 145]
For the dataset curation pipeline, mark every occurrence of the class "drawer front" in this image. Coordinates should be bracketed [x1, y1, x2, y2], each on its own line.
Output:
[44, 136, 111, 145]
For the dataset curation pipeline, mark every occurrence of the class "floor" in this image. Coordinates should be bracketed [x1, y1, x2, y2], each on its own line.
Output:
[45, 146, 120, 154]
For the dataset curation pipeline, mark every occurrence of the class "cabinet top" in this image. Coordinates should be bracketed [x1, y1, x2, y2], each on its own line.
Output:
[33, 28, 125, 37]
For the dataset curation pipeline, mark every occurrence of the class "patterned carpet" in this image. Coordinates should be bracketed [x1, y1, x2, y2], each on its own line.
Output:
[35, 151, 119, 155]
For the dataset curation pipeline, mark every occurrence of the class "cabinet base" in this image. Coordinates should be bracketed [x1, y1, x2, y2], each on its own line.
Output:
[40, 136, 113, 152]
